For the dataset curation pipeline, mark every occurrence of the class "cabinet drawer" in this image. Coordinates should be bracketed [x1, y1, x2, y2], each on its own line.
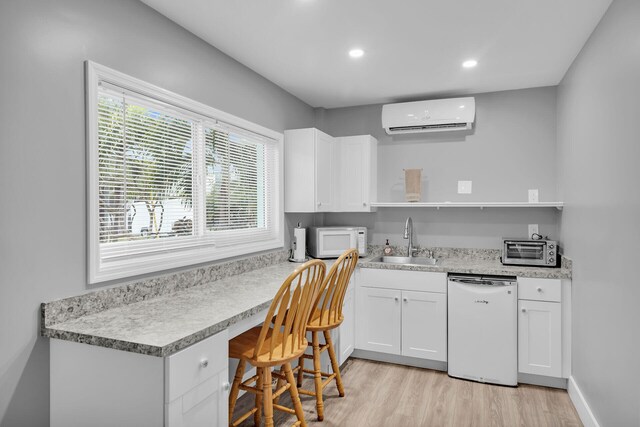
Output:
[518, 278, 561, 302]
[359, 268, 446, 293]
[165, 330, 228, 403]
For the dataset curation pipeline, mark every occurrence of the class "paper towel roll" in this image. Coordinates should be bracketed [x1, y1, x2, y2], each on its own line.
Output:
[293, 226, 306, 261]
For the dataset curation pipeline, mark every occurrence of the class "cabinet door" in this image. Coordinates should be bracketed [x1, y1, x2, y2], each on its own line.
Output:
[315, 130, 334, 212]
[356, 287, 401, 354]
[336, 136, 367, 212]
[518, 300, 562, 377]
[401, 290, 447, 361]
[166, 373, 228, 427]
[339, 283, 355, 365]
[284, 128, 316, 212]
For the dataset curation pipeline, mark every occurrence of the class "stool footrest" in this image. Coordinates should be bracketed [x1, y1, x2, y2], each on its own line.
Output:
[273, 403, 296, 415]
[297, 388, 316, 397]
[272, 383, 291, 400]
[322, 373, 337, 388]
[238, 384, 262, 394]
[271, 371, 287, 380]
[230, 407, 258, 426]
[240, 374, 259, 387]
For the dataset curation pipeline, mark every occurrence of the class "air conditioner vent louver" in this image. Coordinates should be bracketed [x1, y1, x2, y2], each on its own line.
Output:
[389, 123, 468, 131]
[382, 97, 475, 135]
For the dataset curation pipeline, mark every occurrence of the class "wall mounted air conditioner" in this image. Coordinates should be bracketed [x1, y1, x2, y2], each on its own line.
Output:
[382, 97, 475, 135]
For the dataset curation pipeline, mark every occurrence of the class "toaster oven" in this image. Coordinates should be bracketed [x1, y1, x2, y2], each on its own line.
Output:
[502, 239, 559, 267]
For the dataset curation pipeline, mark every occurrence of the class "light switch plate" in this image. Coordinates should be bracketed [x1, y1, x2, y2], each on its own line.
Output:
[528, 224, 539, 238]
[458, 180, 472, 194]
[528, 189, 539, 203]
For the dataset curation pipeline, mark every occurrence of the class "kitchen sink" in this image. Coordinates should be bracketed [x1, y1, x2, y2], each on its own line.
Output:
[369, 256, 439, 266]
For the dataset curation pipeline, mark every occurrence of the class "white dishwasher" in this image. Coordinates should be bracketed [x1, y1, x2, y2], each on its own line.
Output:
[448, 274, 518, 386]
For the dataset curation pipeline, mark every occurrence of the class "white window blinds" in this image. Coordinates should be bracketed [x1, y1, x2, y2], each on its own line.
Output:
[87, 62, 283, 283]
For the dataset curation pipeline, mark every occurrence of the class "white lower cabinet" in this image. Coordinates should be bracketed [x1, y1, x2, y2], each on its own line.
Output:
[338, 283, 356, 365]
[518, 299, 562, 377]
[517, 277, 566, 379]
[355, 269, 447, 362]
[356, 286, 402, 354]
[165, 330, 229, 426]
[51, 330, 229, 427]
[401, 290, 447, 361]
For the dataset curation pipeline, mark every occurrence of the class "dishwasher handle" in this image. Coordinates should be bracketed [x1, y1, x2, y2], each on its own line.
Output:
[449, 277, 517, 287]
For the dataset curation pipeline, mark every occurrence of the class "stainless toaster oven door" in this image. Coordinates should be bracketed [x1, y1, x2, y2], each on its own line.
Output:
[503, 241, 546, 264]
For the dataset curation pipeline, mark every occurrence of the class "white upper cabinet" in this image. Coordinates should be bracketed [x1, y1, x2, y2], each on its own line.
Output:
[284, 128, 334, 212]
[335, 135, 377, 212]
[315, 130, 335, 211]
[284, 128, 377, 212]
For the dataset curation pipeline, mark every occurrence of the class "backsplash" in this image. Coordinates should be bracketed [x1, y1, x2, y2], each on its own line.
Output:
[367, 244, 572, 270]
[42, 249, 289, 328]
[367, 244, 500, 260]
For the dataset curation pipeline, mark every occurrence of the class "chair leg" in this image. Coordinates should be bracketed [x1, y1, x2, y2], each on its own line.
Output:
[297, 355, 305, 387]
[254, 367, 263, 426]
[229, 359, 246, 424]
[273, 366, 285, 405]
[262, 367, 274, 427]
[284, 362, 307, 427]
[324, 330, 345, 397]
[312, 331, 325, 421]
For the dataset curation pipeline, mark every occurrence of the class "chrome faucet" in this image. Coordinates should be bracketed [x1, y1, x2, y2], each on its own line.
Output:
[403, 217, 417, 256]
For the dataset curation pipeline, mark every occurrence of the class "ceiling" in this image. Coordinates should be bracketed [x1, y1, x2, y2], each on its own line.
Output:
[141, 0, 612, 109]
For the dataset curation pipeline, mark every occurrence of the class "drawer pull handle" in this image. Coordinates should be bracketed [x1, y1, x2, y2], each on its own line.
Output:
[521, 307, 527, 313]
[200, 359, 209, 368]
[222, 382, 231, 392]
[403, 297, 408, 302]
[537, 287, 543, 292]
[394, 296, 399, 301]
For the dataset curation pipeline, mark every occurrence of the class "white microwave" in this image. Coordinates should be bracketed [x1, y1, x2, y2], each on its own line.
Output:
[307, 227, 367, 259]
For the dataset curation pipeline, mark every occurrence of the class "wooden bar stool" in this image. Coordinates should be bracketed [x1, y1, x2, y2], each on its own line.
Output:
[228, 259, 326, 427]
[294, 249, 359, 421]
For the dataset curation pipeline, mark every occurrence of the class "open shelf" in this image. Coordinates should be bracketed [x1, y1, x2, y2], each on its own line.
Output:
[369, 201, 564, 210]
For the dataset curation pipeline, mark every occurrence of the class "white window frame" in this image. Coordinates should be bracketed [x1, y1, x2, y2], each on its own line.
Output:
[86, 61, 284, 283]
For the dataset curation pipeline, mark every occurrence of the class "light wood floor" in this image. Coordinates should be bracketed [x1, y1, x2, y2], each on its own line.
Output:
[234, 358, 582, 427]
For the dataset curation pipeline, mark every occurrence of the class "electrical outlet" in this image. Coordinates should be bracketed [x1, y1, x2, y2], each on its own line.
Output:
[528, 224, 539, 238]
[528, 189, 539, 203]
[458, 180, 472, 194]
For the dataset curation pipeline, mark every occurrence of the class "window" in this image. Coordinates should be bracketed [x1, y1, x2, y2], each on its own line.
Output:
[87, 62, 283, 283]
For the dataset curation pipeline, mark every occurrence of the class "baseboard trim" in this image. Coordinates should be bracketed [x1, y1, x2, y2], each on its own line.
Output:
[518, 373, 567, 389]
[351, 349, 447, 371]
[568, 376, 600, 427]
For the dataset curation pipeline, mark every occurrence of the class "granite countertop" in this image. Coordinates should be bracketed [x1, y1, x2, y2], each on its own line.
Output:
[359, 256, 571, 279]
[358, 246, 571, 279]
[42, 247, 571, 358]
[43, 261, 298, 357]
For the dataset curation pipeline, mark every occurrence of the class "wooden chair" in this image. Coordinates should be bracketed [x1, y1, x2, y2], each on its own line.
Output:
[228, 259, 326, 427]
[293, 249, 359, 421]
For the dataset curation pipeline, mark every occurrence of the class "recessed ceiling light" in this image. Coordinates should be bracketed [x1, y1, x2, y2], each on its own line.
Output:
[462, 59, 478, 68]
[349, 48, 364, 58]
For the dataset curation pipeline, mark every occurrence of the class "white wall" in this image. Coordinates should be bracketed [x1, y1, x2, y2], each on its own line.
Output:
[0, 1, 314, 425]
[314, 87, 560, 248]
[557, 1, 640, 425]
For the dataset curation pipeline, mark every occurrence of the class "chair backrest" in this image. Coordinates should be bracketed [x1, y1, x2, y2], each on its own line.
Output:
[310, 249, 359, 328]
[253, 259, 326, 361]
